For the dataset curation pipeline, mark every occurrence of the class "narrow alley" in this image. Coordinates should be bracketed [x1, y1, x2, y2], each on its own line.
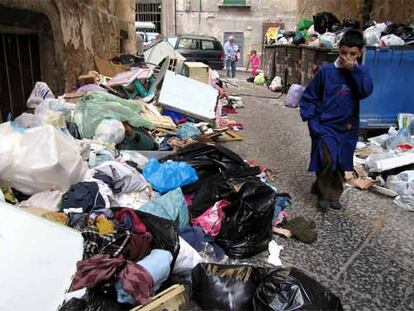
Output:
[225, 71, 414, 311]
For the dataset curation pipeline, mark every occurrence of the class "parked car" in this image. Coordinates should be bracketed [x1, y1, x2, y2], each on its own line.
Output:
[170, 35, 224, 70]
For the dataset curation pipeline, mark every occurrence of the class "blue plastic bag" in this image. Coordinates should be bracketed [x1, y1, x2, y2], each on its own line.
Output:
[139, 188, 189, 229]
[177, 123, 201, 139]
[143, 158, 198, 193]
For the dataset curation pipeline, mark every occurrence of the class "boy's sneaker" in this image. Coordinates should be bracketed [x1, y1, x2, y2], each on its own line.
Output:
[330, 201, 342, 210]
[317, 200, 330, 212]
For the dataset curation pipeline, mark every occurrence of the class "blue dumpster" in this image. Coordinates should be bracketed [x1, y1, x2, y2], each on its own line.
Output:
[360, 46, 414, 129]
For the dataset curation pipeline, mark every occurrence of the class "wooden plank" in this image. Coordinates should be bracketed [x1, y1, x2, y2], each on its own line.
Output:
[130, 285, 187, 311]
[216, 129, 243, 143]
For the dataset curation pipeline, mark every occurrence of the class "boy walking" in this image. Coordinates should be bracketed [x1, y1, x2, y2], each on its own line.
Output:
[300, 30, 373, 212]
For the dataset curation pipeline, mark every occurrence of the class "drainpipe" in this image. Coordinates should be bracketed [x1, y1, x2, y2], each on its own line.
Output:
[174, 0, 177, 35]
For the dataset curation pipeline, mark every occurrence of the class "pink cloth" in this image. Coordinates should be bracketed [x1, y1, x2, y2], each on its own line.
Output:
[191, 200, 231, 237]
[250, 55, 260, 76]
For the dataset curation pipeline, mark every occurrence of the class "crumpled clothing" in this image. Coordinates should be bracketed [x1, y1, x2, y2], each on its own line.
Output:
[122, 232, 153, 262]
[191, 200, 231, 237]
[139, 188, 189, 229]
[61, 182, 106, 213]
[67, 213, 91, 231]
[272, 193, 292, 225]
[282, 216, 317, 244]
[180, 225, 226, 260]
[95, 215, 115, 236]
[118, 261, 153, 305]
[113, 208, 147, 234]
[114, 187, 153, 210]
[138, 249, 173, 292]
[94, 161, 148, 194]
[70, 254, 153, 305]
[82, 225, 152, 261]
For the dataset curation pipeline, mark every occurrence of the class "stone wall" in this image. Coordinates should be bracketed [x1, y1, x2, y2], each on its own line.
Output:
[0, 0, 136, 93]
[296, 0, 414, 26]
[173, 0, 297, 65]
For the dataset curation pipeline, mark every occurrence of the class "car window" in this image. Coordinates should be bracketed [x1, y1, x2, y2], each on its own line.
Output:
[201, 40, 215, 50]
[168, 37, 177, 47]
[178, 38, 197, 49]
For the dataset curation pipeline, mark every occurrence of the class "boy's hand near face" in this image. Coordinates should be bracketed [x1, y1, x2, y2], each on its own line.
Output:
[339, 55, 357, 70]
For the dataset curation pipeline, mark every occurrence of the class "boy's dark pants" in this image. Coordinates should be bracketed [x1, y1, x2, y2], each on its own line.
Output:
[312, 143, 344, 201]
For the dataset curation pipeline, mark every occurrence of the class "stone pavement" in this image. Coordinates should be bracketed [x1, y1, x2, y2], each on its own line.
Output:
[221, 71, 414, 311]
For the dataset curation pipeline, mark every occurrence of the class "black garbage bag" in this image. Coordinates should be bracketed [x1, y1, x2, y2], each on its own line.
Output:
[382, 24, 414, 42]
[135, 211, 180, 260]
[216, 177, 276, 258]
[342, 18, 360, 30]
[313, 12, 340, 34]
[192, 263, 259, 311]
[160, 142, 248, 181]
[59, 290, 124, 311]
[292, 31, 306, 45]
[253, 267, 343, 311]
[189, 166, 261, 218]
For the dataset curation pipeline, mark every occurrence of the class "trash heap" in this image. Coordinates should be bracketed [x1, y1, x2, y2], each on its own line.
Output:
[0, 48, 342, 310]
[348, 113, 414, 211]
[266, 11, 414, 48]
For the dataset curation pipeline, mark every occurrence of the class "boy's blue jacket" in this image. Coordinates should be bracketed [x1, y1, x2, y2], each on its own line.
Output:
[300, 63, 373, 173]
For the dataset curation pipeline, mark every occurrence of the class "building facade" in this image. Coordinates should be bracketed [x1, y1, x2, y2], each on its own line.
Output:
[0, 0, 136, 121]
[162, 0, 297, 66]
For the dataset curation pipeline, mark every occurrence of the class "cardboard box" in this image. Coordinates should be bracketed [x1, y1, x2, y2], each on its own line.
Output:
[183, 62, 209, 84]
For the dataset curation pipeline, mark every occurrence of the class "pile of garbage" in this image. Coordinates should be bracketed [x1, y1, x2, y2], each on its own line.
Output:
[265, 11, 414, 48]
[348, 113, 414, 211]
[0, 47, 343, 310]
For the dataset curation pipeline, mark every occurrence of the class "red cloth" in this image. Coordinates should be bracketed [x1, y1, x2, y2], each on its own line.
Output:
[70, 254, 153, 305]
[114, 208, 147, 234]
[119, 262, 153, 304]
[70, 254, 124, 291]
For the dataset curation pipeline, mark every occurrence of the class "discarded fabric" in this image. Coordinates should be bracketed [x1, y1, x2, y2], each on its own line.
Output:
[139, 188, 189, 229]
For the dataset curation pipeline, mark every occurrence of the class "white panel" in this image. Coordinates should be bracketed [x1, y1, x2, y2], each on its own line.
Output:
[0, 202, 83, 311]
[158, 70, 218, 121]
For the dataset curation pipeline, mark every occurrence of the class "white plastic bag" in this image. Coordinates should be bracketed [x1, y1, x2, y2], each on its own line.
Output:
[0, 124, 87, 195]
[26, 82, 55, 109]
[93, 119, 125, 144]
[320, 32, 336, 48]
[14, 113, 34, 128]
[19, 190, 63, 211]
[364, 23, 387, 46]
[381, 34, 405, 46]
[173, 237, 202, 274]
[284, 84, 305, 108]
[269, 76, 283, 92]
[386, 170, 414, 211]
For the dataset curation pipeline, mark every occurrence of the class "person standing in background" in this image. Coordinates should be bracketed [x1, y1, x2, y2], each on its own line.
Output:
[224, 36, 236, 78]
[246, 50, 260, 77]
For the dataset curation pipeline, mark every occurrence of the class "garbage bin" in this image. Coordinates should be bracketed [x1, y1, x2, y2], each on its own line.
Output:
[301, 46, 337, 86]
[360, 46, 414, 129]
[286, 45, 301, 86]
[274, 45, 287, 85]
[263, 46, 276, 80]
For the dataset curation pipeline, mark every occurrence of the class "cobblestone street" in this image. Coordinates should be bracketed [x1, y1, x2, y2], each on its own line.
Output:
[222, 71, 414, 311]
